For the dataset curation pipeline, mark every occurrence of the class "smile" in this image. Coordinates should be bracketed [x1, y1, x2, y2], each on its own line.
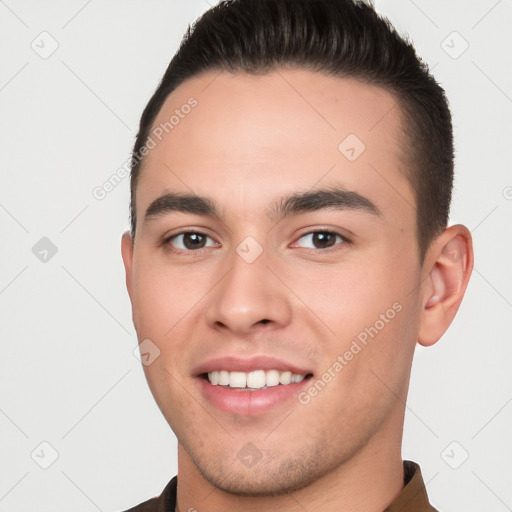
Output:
[206, 369, 307, 389]
[193, 355, 314, 415]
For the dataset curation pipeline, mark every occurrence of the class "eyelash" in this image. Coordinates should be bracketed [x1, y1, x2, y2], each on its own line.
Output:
[162, 229, 351, 256]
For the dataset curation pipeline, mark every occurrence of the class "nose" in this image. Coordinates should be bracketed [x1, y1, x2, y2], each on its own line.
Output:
[204, 246, 293, 336]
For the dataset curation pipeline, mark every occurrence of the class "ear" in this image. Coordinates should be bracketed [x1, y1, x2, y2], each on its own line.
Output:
[121, 231, 135, 305]
[418, 224, 474, 347]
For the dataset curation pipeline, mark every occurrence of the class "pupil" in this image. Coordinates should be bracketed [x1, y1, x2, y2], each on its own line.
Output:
[313, 232, 335, 248]
[184, 233, 205, 249]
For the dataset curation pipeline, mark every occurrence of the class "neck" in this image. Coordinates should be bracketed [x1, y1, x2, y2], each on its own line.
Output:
[175, 408, 405, 512]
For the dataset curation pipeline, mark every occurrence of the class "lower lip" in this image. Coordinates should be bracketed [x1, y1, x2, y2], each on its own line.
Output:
[196, 376, 312, 416]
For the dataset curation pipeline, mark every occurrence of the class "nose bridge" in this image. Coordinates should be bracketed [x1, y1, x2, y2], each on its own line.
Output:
[204, 240, 292, 334]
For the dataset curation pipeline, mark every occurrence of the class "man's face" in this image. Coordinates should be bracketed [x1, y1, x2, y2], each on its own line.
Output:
[123, 69, 425, 494]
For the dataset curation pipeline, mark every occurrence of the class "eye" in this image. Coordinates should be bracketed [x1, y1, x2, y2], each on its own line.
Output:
[293, 230, 349, 250]
[164, 231, 219, 253]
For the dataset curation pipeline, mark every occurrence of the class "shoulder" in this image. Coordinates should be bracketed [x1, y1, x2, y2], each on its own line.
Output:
[119, 476, 177, 512]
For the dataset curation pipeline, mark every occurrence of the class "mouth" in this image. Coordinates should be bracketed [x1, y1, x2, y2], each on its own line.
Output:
[200, 369, 313, 390]
[193, 356, 315, 416]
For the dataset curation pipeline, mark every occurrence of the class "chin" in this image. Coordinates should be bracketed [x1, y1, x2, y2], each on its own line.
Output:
[202, 465, 314, 496]
[186, 443, 335, 497]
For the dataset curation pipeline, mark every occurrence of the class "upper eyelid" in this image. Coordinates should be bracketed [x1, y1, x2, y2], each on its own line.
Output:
[294, 228, 349, 240]
[166, 231, 220, 246]
[290, 231, 349, 249]
[164, 229, 216, 242]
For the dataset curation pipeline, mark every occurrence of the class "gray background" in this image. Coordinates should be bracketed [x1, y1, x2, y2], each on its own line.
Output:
[0, 1, 511, 511]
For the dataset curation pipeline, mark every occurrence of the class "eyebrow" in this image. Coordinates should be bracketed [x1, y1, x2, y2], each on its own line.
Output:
[143, 186, 381, 225]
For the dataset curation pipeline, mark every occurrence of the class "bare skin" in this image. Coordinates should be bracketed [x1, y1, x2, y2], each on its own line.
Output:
[121, 69, 473, 512]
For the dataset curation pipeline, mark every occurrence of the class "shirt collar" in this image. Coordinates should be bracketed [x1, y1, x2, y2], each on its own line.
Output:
[384, 460, 438, 512]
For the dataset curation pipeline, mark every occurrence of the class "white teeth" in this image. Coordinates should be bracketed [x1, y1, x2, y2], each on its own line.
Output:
[247, 370, 266, 388]
[265, 369, 280, 387]
[218, 370, 230, 385]
[229, 371, 247, 388]
[279, 371, 292, 385]
[207, 369, 307, 389]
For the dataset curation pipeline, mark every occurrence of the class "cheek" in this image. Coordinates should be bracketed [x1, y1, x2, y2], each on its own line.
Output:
[285, 251, 420, 381]
[132, 263, 199, 418]
[285, 257, 408, 337]
[131, 259, 204, 339]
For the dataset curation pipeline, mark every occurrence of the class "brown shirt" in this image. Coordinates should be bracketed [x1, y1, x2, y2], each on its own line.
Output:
[122, 460, 438, 512]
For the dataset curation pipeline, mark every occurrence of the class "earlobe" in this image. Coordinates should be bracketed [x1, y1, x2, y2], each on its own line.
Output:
[121, 231, 134, 303]
[418, 225, 474, 347]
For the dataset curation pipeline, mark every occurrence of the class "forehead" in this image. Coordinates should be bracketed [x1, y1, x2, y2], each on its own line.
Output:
[136, 68, 414, 225]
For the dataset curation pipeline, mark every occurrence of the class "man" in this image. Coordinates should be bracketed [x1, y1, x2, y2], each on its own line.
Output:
[120, 0, 473, 510]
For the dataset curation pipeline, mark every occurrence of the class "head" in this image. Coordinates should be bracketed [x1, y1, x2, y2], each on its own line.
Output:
[122, 0, 472, 498]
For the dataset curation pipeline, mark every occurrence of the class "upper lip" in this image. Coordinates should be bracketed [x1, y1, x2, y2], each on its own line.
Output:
[193, 355, 313, 376]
